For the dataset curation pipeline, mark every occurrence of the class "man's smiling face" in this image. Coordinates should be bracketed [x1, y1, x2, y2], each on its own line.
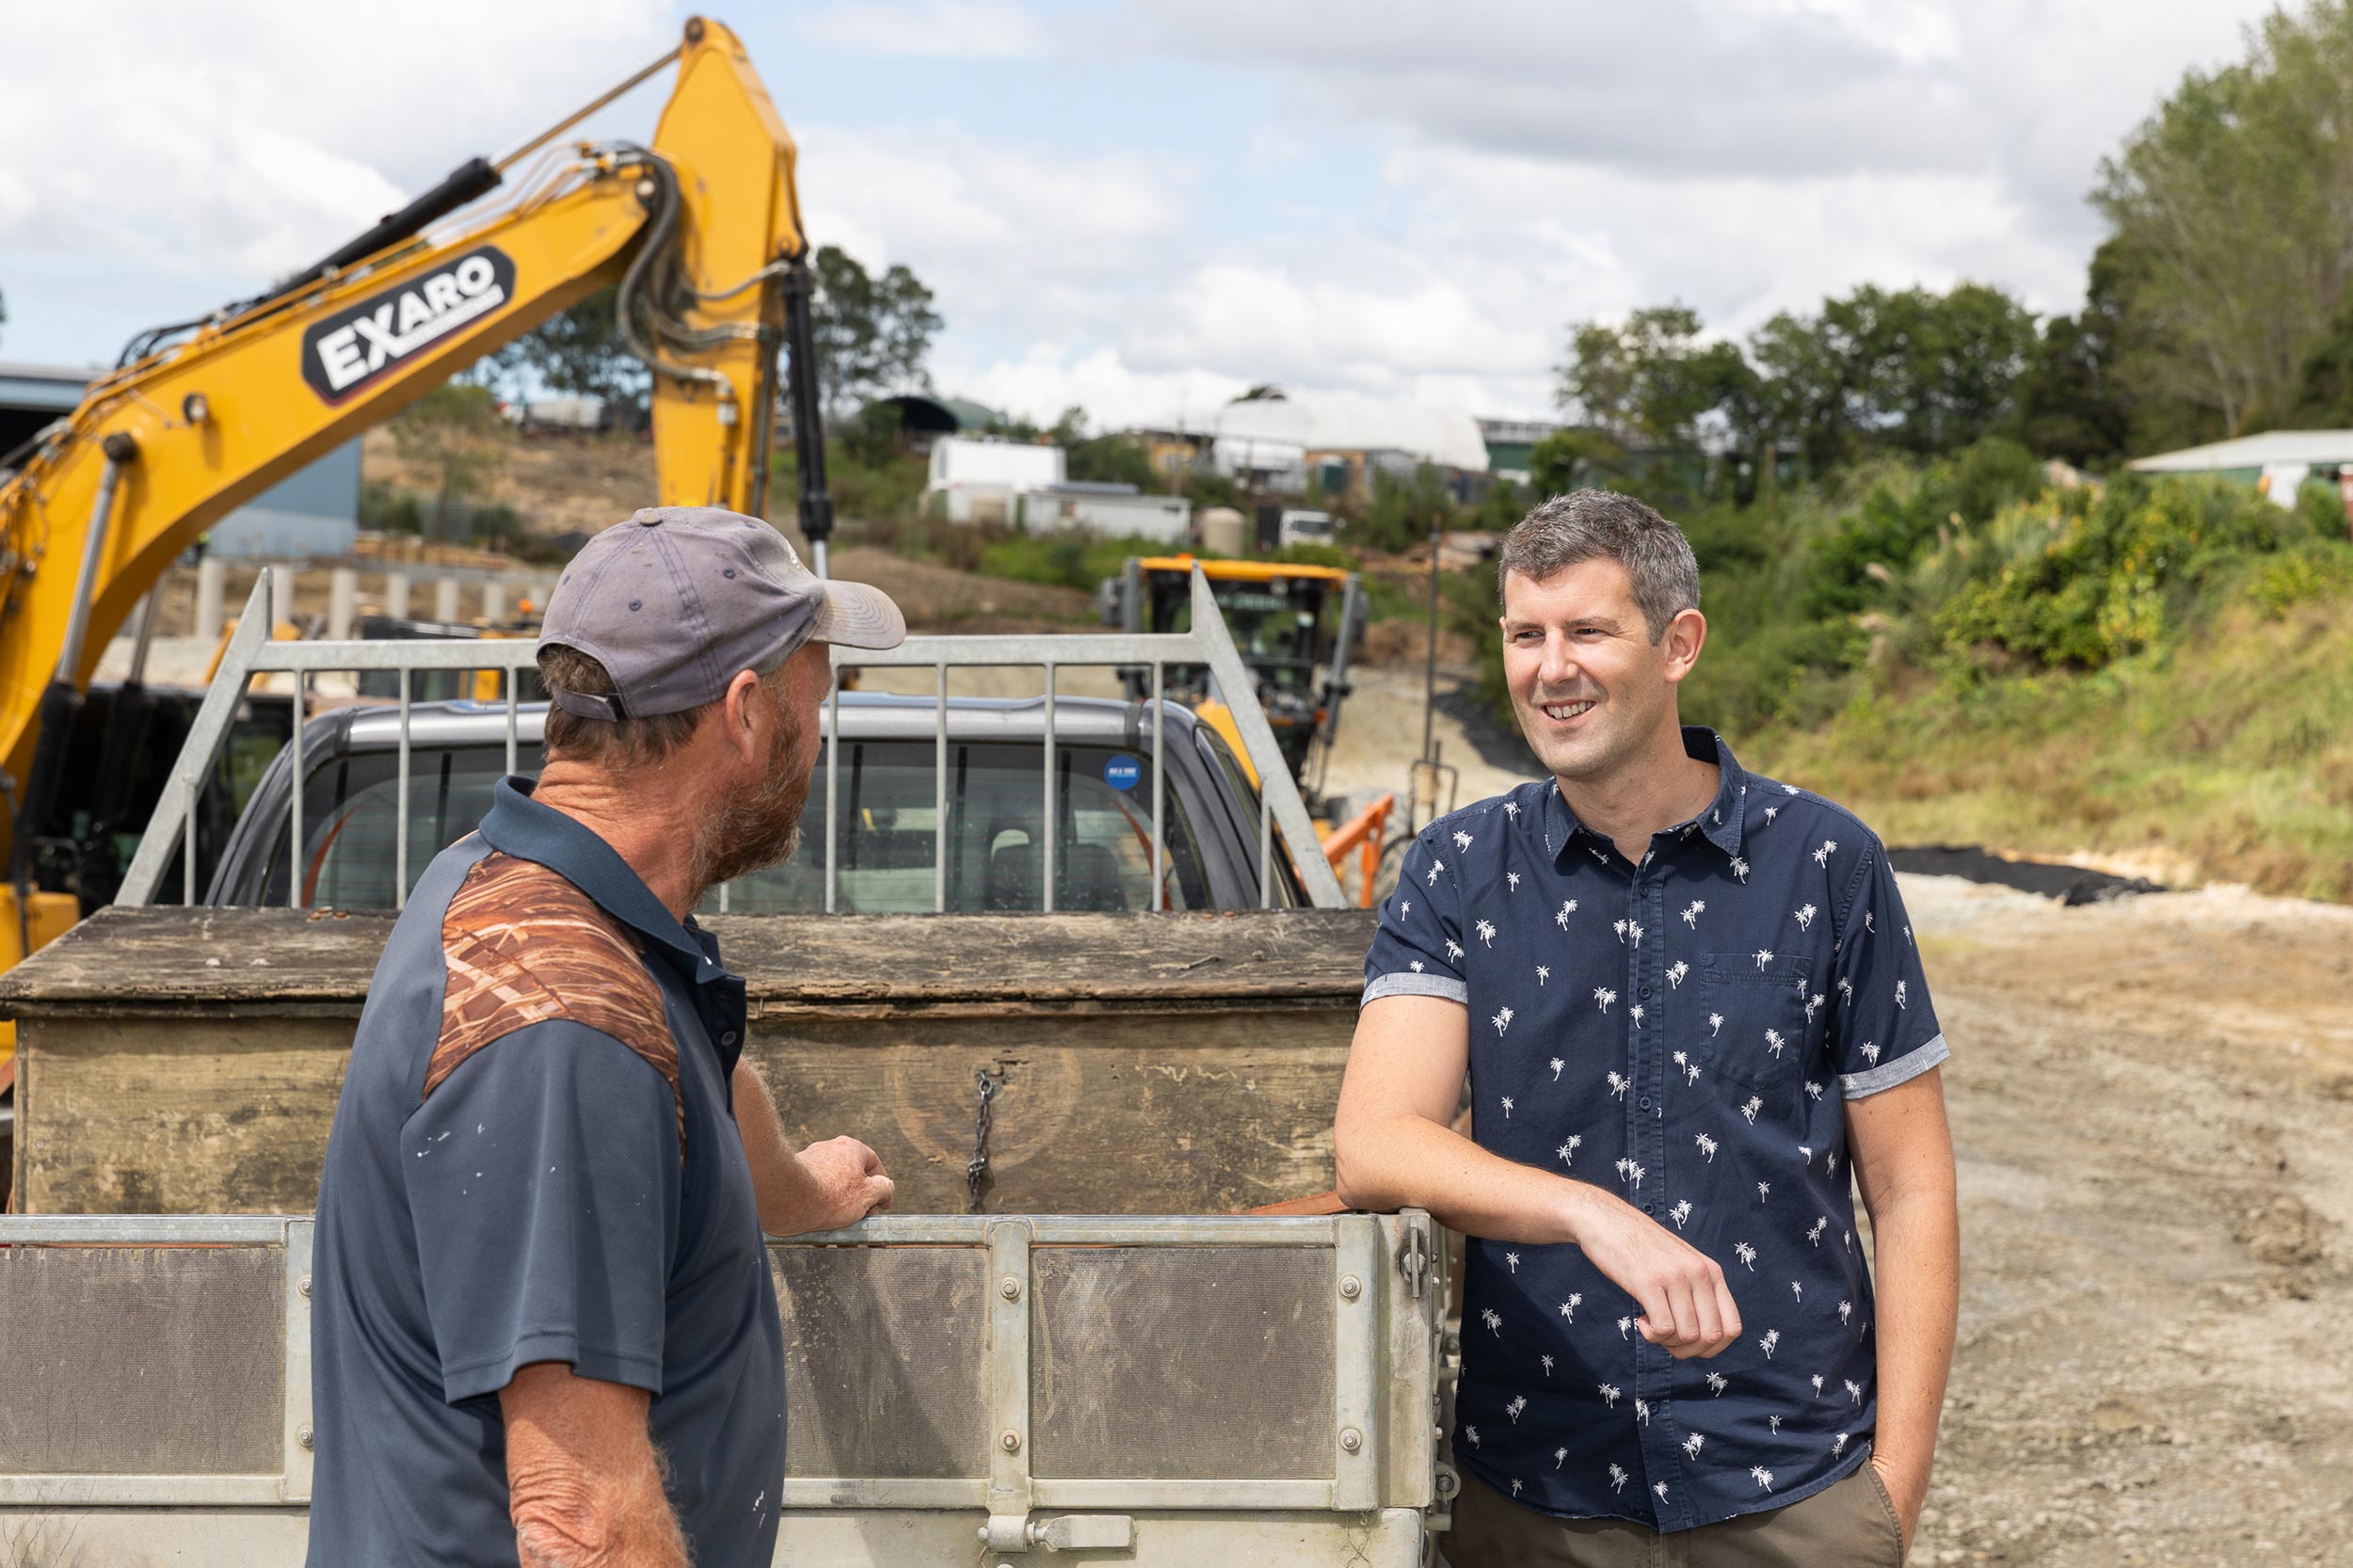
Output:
[1500, 557, 1699, 784]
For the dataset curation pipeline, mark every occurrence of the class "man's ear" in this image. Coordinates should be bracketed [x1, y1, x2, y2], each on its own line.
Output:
[1662, 608, 1708, 684]
[719, 668, 765, 759]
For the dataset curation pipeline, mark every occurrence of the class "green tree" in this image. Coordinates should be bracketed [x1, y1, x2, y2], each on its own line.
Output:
[2292, 295, 2353, 424]
[1813, 283, 2036, 457]
[2011, 241, 2134, 470]
[809, 245, 942, 417]
[1527, 427, 1631, 494]
[1039, 404, 1160, 489]
[390, 383, 510, 537]
[2093, 2, 2353, 436]
[1557, 305, 1748, 452]
[1745, 308, 1852, 477]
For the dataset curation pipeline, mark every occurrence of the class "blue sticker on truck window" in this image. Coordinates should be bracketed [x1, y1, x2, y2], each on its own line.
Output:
[1103, 754, 1142, 791]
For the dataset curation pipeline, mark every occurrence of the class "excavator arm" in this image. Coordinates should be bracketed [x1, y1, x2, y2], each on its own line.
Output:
[0, 16, 828, 875]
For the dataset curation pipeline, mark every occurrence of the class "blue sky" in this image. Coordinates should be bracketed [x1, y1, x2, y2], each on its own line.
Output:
[0, 0, 2281, 428]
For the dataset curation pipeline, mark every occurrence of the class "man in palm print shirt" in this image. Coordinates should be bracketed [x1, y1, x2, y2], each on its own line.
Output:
[1337, 491, 1958, 1566]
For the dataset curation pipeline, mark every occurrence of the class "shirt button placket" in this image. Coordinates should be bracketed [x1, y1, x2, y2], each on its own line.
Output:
[1634, 851, 1684, 1528]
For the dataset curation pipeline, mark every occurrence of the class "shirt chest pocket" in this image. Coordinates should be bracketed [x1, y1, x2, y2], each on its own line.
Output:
[1696, 951, 1813, 1096]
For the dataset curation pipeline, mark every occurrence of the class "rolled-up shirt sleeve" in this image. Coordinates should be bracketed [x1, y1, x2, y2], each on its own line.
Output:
[1828, 837, 1948, 1097]
[402, 1020, 682, 1404]
[1363, 825, 1469, 1007]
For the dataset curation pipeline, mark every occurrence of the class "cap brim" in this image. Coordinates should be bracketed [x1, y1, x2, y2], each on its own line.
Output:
[808, 578, 906, 651]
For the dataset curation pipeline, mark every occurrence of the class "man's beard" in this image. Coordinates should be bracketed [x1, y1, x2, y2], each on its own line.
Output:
[690, 714, 813, 899]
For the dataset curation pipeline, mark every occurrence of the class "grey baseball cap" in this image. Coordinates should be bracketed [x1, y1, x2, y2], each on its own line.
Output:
[537, 506, 904, 722]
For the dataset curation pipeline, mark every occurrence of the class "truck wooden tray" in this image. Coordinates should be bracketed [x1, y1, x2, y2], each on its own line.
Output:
[0, 905, 1379, 1215]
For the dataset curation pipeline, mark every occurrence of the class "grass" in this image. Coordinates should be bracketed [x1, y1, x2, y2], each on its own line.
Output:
[1742, 590, 2353, 901]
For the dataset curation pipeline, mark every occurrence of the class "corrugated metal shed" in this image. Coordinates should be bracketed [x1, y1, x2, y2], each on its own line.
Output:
[2127, 430, 2353, 472]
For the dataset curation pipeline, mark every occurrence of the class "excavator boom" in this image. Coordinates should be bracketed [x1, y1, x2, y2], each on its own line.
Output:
[0, 16, 818, 874]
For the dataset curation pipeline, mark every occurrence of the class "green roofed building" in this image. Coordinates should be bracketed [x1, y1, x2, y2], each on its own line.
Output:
[2128, 429, 2353, 509]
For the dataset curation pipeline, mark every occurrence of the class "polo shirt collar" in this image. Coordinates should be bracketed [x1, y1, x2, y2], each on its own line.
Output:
[479, 776, 724, 981]
[1542, 725, 1749, 862]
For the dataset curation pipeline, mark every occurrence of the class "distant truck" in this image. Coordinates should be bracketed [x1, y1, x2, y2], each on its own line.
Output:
[1251, 503, 1338, 552]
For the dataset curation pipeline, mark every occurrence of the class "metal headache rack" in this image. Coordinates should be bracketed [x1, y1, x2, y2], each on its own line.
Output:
[115, 565, 1344, 912]
[0, 1210, 1450, 1566]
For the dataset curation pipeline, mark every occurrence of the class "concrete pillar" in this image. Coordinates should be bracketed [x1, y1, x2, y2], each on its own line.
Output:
[270, 565, 299, 628]
[435, 577, 461, 624]
[328, 568, 358, 641]
[194, 556, 227, 642]
[384, 570, 411, 622]
[480, 579, 506, 624]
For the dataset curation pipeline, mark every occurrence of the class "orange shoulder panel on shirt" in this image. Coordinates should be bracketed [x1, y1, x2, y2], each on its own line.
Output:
[428, 851, 685, 1156]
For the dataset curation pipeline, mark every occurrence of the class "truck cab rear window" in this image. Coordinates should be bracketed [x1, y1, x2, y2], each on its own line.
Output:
[260, 742, 1209, 914]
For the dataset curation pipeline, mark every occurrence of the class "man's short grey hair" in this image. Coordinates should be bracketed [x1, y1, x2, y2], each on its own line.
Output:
[1497, 489, 1701, 643]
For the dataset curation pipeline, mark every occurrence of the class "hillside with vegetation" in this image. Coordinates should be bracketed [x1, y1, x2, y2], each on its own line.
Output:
[1547, 451, 2353, 902]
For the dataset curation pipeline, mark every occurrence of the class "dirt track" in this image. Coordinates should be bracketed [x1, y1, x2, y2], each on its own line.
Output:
[1892, 874, 2353, 1567]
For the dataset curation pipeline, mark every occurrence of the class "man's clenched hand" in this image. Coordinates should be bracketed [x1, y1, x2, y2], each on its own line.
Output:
[1569, 1189, 1743, 1358]
[794, 1136, 894, 1232]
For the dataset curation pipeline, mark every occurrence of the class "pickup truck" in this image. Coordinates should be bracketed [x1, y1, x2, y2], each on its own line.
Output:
[0, 571, 1456, 1564]
[206, 691, 1308, 913]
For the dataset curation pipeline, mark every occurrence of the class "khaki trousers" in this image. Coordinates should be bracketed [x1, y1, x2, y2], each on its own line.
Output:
[1447, 1462, 1905, 1568]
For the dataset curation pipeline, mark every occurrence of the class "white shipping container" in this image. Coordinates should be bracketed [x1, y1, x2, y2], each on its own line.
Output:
[926, 437, 1067, 524]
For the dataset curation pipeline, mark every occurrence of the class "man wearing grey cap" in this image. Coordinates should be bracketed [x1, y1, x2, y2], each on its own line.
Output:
[305, 507, 907, 1568]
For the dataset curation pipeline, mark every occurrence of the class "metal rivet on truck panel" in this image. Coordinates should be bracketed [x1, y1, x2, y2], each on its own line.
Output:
[1340, 1428, 1363, 1453]
[1000, 1276, 1021, 1301]
[1000, 1431, 1021, 1453]
[1338, 1275, 1361, 1301]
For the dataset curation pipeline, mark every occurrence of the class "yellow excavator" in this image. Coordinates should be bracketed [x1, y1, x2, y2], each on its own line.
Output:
[0, 16, 835, 1061]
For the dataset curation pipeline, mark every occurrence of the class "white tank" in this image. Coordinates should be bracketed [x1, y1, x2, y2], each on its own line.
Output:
[1199, 506, 1247, 556]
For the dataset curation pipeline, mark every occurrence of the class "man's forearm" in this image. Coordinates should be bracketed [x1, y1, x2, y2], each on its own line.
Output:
[1337, 1109, 1607, 1244]
[1866, 1183, 1960, 1502]
[731, 1061, 828, 1236]
[503, 1365, 689, 1568]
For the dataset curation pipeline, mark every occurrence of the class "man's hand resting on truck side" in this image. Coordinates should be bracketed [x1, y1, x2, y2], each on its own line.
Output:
[793, 1135, 896, 1231]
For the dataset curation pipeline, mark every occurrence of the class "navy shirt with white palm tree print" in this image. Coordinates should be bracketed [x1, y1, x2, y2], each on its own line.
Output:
[1363, 727, 1946, 1531]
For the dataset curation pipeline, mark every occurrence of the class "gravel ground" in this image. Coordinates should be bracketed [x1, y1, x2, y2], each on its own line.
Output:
[1891, 874, 2353, 1567]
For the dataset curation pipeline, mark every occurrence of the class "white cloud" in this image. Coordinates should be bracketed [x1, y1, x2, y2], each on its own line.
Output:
[943, 345, 1249, 431]
[801, 0, 1055, 58]
[892, 0, 2283, 427]
[0, 0, 2292, 433]
[0, 0, 678, 280]
[792, 120, 1196, 376]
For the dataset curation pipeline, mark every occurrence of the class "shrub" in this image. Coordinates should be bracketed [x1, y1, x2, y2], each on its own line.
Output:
[1932, 476, 2324, 670]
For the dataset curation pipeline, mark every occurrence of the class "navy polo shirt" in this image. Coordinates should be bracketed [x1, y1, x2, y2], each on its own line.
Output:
[1363, 728, 1947, 1530]
[307, 777, 784, 1567]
